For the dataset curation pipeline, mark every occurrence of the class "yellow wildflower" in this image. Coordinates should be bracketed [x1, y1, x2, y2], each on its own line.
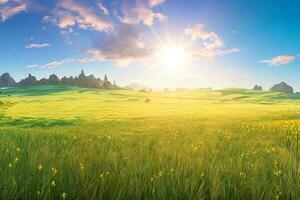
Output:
[51, 167, 58, 176]
[274, 170, 282, 177]
[80, 163, 84, 170]
[50, 180, 55, 187]
[61, 192, 67, 199]
[239, 171, 246, 178]
[158, 171, 163, 177]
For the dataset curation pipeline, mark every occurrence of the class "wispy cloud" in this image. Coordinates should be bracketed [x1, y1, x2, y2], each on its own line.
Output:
[261, 55, 296, 66]
[185, 24, 224, 49]
[44, 0, 113, 32]
[185, 24, 239, 60]
[26, 43, 51, 48]
[44, 10, 75, 30]
[27, 58, 75, 69]
[192, 48, 240, 60]
[119, 0, 167, 26]
[148, 0, 165, 8]
[0, 0, 10, 5]
[0, 0, 27, 21]
[42, 58, 74, 68]
[25, 64, 38, 68]
[98, 2, 109, 16]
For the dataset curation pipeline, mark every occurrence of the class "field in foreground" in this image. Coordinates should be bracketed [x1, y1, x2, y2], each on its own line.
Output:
[1, 86, 300, 199]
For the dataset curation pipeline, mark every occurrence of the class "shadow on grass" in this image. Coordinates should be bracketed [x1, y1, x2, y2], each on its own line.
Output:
[0, 117, 79, 128]
[219, 88, 300, 103]
[270, 93, 300, 101]
[0, 85, 83, 97]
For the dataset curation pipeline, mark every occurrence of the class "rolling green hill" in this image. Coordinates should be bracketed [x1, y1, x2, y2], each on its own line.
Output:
[1, 86, 300, 199]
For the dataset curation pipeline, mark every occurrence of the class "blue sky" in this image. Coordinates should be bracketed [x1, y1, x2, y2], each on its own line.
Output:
[1, 0, 300, 90]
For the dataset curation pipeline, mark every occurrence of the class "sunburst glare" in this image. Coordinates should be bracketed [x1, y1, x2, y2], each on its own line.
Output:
[159, 44, 187, 70]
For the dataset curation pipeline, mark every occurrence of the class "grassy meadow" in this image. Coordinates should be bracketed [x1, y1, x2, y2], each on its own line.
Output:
[1, 85, 300, 199]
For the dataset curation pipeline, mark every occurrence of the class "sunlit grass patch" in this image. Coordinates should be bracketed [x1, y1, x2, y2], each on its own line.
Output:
[1, 86, 300, 199]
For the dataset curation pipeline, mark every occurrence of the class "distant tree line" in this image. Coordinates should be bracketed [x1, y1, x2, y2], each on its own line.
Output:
[0, 70, 296, 93]
[253, 85, 263, 91]
[0, 70, 120, 89]
[253, 82, 294, 94]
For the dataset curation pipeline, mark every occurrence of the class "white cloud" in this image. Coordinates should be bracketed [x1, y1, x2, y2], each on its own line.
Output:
[120, 0, 167, 26]
[98, 2, 109, 16]
[261, 55, 296, 66]
[44, 10, 75, 29]
[0, 0, 9, 5]
[192, 48, 240, 60]
[185, 24, 239, 60]
[0, 2, 27, 21]
[42, 58, 75, 68]
[78, 24, 151, 66]
[26, 43, 51, 48]
[25, 64, 38, 68]
[148, 0, 165, 8]
[25, 58, 75, 69]
[185, 24, 224, 49]
[45, 0, 113, 32]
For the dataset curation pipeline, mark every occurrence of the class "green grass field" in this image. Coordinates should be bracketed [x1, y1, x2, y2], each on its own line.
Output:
[1, 85, 300, 199]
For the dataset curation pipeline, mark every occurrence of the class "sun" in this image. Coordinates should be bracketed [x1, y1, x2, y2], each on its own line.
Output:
[151, 32, 192, 85]
[158, 44, 187, 70]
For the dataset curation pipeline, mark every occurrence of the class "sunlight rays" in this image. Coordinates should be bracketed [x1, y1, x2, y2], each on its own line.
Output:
[149, 25, 194, 86]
